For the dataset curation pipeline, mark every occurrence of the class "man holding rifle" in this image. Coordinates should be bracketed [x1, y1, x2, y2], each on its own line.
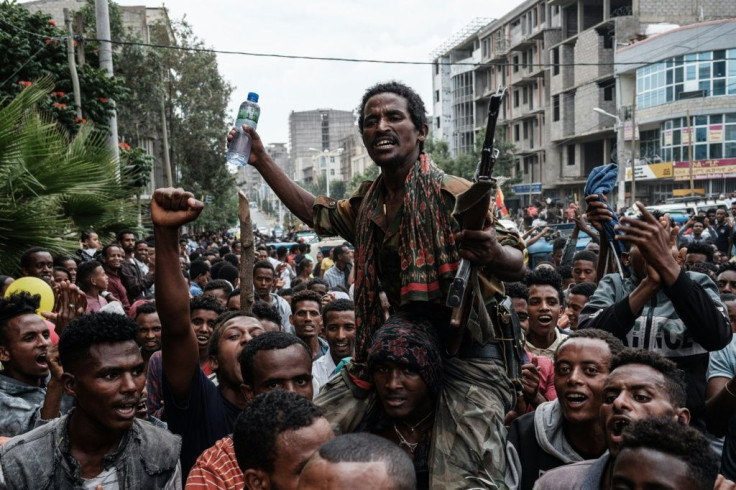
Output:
[229, 81, 526, 488]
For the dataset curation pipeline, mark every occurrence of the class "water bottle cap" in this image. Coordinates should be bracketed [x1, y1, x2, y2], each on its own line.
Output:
[247, 92, 259, 102]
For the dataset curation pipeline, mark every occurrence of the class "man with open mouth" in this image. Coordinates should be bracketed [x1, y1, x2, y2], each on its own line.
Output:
[0, 292, 74, 437]
[0, 312, 182, 488]
[534, 348, 691, 489]
[507, 329, 623, 490]
[524, 268, 568, 358]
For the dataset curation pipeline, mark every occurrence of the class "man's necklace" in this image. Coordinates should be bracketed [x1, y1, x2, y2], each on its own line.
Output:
[400, 411, 433, 432]
[393, 424, 419, 454]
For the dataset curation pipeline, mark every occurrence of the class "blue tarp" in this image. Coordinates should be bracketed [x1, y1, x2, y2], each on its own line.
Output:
[583, 163, 628, 259]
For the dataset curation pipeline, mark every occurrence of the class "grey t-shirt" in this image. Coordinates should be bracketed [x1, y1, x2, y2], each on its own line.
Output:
[707, 336, 736, 479]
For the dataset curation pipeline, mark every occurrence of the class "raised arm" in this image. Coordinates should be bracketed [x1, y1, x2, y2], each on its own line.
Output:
[229, 126, 316, 225]
[152, 188, 204, 402]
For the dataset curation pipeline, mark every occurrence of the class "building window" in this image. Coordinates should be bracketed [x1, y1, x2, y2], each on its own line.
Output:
[435, 62, 439, 75]
[523, 87, 528, 104]
[435, 90, 440, 102]
[513, 56, 519, 73]
[603, 83, 614, 101]
[523, 121, 529, 139]
[603, 33, 613, 49]
[567, 144, 575, 166]
[636, 48, 736, 109]
[435, 117, 440, 129]
[660, 113, 736, 161]
[552, 48, 559, 76]
[514, 90, 520, 107]
[514, 124, 520, 141]
[552, 95, 560, 121]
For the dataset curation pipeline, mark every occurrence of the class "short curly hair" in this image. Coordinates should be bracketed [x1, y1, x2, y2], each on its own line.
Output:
[76, 260, 103, 290]
[20, 247, 50, 270]
[556, 328, 624, 362]
[291, 289, 323, 314]
[233, 390, 323, 474]
[251, 301, 282, 328]
[504, 282, 529, 301]
[190, 294, 225, 315]
[59, 312, 138, 372]
[717, 262, 736, 277]
[573, 250, 598, 266]
[525, 267, 564, 303]
[0, 292, 40, 344]
[357, 81, 427, 135]
[617, 417, 718, 489]
[322, 298, 354, 325]
[609, 349, 687, 407]
[569, 282, 597, 298]
[317, 433, 416, 490]
[686, 242, 714, 262]
[239, 331, 311, 386]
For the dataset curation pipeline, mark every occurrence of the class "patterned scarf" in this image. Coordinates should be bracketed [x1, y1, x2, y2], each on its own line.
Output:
[353, 154, 460, 377]
[367, 316, 443, 397]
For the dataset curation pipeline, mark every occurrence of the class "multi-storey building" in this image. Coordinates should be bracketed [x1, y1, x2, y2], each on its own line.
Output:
[288, 109, 355, 184]
[339, 132, 371, 183]
[614, 19, 736, 203]
[432, 0, 736, 209]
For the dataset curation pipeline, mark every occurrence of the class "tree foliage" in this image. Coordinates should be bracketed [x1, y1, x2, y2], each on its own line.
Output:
[426, 126, 519, 195]
[0, 79, 137, 275]
[78, 1, 237, 231]
[0, 1, 128, 136]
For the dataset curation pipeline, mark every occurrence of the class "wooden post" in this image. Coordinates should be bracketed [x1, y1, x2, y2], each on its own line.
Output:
[64, 8, 82, 119]
[239, 190, 255, 313]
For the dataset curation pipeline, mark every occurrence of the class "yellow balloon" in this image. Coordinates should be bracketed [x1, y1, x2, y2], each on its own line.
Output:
[4, 277, 54, 315]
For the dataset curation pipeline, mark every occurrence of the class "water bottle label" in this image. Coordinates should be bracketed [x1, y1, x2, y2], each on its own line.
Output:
[236, 104, 259, 124]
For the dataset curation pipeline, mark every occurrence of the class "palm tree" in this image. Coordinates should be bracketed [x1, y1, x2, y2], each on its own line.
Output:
[0, 78, 138, 275]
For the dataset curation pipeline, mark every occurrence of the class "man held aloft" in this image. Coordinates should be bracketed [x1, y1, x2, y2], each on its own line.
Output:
[229, 81, 526, 487]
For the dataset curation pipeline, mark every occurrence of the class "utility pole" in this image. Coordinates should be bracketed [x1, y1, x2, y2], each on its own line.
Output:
[687, 110, 694, 196]
[630, 99, 637, 206]
[63, 9, 82, 119]
[74, 11, 85, 67]
[95, 0, 119, 163]
[160, 95, 173, 186]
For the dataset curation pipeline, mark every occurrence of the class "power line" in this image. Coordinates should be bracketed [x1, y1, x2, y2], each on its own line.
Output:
[80, 37, 736, 68]
[3, 20, 735, 68]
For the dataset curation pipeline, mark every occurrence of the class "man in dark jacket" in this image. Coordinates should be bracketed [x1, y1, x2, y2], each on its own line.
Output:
[0, 312, 181, 488]
[580, 200, 732, 427]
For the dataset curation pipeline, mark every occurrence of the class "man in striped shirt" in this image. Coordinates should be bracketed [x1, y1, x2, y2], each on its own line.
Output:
[185, 332, 315, 489]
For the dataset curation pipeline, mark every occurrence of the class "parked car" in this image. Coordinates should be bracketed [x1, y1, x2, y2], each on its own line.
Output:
[525, 223, 593, 268]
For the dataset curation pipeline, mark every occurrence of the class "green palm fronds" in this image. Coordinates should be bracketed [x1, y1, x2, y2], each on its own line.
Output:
[0, 78, 137, 275]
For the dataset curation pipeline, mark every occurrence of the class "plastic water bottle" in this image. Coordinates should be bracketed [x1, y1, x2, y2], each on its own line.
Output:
[227, 92, 260, 167]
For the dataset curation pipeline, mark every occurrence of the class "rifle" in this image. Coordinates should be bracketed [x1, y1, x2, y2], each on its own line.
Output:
[445, 88, 505, 355]
[444, 87, 525, 391]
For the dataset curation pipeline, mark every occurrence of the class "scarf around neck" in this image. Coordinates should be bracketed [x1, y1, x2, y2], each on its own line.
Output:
[352, 154, 460, 372]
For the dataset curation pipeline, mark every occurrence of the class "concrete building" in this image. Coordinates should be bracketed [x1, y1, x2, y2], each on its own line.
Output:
[288, 109, 355, 184]
[431, 0, 736, 208]
[340, 132, 372, 182]
[614, 19, 736, 203]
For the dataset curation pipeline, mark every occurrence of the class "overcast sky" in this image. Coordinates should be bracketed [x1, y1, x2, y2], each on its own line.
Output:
[72, 1, 516, 144]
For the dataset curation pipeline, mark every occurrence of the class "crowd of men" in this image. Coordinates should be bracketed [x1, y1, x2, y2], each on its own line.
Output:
[1, 80, 736, 489]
